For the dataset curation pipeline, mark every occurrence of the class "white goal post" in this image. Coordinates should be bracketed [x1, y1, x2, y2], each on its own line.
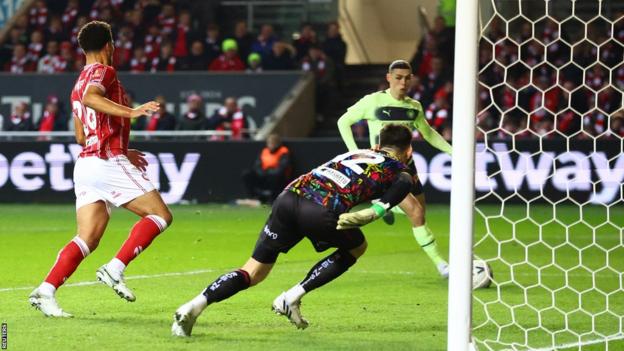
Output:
[447, 0, 479, 350]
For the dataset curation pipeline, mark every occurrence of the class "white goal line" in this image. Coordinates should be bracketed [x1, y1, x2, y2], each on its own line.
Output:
[0, 268, 419, 293]
[500, 333, 624, 351]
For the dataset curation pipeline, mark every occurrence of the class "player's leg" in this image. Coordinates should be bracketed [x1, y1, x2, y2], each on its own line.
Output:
[172, 191, 297, 336]
[172, 257, 274, 337]
[275, 197, 367, 328]
[399, 191, 449, 278]
[274, 236, 366, 329]
[30, 201, 110, 317]
[97, 189, 172, 301]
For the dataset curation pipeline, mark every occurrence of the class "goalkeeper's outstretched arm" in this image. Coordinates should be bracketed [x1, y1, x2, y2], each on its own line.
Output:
[337, 172, 413, 229]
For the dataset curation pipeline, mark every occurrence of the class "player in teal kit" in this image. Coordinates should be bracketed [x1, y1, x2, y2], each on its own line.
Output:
[337, 60, 452, 278]
[172, 125, 415, 336]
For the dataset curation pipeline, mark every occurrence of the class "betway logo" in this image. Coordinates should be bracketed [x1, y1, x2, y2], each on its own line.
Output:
[412, 143, 624, 204]
[0, 144, 200, 204]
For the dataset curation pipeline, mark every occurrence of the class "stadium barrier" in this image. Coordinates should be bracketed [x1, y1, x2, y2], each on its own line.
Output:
[0, 72, 304, 128]
[0, 139, 620, 204]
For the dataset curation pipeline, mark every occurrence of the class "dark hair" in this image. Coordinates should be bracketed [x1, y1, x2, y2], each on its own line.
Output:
[388, 59, 412, 73]
[77, 21, 112, 53]
[379, 124, 412, 151]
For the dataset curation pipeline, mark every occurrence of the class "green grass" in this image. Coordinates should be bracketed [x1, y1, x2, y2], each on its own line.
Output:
[0, 203, 622, 350]
[0, 204, 450, 351]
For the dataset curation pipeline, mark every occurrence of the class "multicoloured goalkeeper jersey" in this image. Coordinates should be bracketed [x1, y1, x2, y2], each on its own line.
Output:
[287, 149, 409, 213]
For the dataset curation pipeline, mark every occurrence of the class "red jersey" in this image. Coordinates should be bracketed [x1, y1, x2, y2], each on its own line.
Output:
[70, 63, 130, 159]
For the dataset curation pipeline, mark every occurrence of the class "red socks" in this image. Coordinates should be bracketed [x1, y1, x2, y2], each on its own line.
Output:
[44, 236, 90, 288]
[115, 215, 168, 265]
[42, 215, 167, 289]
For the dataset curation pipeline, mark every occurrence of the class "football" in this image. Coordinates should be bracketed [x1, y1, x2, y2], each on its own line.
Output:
[472, 259, 493, 289]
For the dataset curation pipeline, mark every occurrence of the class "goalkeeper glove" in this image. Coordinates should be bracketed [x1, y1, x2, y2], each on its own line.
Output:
[336, 203, 388, 230]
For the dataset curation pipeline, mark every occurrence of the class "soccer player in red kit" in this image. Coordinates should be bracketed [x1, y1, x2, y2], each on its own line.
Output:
[29, 21, 172, 317]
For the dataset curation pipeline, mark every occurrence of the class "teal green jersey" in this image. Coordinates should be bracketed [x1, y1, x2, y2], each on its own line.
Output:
[337, 89, 452, 154]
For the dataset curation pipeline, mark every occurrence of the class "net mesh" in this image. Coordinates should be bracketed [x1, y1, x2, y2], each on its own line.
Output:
[473, 1, 624, 350]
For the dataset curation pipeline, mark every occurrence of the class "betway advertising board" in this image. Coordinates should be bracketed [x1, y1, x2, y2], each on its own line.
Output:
[0, 140, 621, 205]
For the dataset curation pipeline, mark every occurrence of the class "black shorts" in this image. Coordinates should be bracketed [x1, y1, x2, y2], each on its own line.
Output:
[251, 191, 365, 263]
[406, 158, 424, 196]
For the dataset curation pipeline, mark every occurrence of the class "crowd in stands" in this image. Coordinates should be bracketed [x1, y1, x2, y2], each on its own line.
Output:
[2, 0, 622, 140]
[1, 93, 255, 139]
[0, 0, 346, 77]
[0, 0, 347, 135]
[407, 13, 624, 141]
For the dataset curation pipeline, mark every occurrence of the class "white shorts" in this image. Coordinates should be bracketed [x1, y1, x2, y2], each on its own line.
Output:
[74, 155, 156, 211]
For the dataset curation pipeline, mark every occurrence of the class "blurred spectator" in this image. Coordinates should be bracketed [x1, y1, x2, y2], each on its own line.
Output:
[46, 16, 66, 43]
[609, 111, 624, 138]
[322, 22, 346, 89]
[28, 30, 45, 61]
[6, 44, 35, 73]
[125, 10, 145, 40]
[173, 10, 195, 58]
[178, 94, 206, 130]
[408, 74, 425, 101]
[182, 40, 208, 70]
[263, 41, 296, 70]
[412, 35, 438, 79]
[0, 28, 25, 68]
[70, 16, 88, 48]
[251, 24, 276, 60]
[150, 41, 178, 72]
[37, 96, 62, 138]
[302, 45, 335, 120]
[58, 41, 74, 72]
[204, 23, 222, 64]
[114, 26, 134, 68]
[293, 23, 317, 62]
[206, 97, 247, 140]
[62, 0, 79, 31]
[425, 89, 451, 132]
[429, 16, 454, 66]
[246, 52, 262, 73]
[146, 96, 177, 131]
[37, 41, 62, 73]
[233, 20, 253, 61]
[241, 134, 291, 203]
[29, 0, 48, 30]
[129, 46, 149, 72]
[90, 0, 110, 21]
[73, 55, 85, 71]
[4, 102, 33, 131]
[158, 3, 177, 37]
[144, 24, 163, 60]
[208, 39, 245, 71]
[422, 56, 449, 107]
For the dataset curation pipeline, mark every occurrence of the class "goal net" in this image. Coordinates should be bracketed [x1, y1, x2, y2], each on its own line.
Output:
[472, 0, 624, 350]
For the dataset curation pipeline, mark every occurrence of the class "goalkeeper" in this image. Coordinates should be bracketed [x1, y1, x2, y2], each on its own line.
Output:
[337, 59, 452, 278]
[172, 124, 415, 336]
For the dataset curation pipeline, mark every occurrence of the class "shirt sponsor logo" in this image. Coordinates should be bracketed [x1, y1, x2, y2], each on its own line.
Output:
[263, 225, 278, 239]
[315, 166, 351, 188]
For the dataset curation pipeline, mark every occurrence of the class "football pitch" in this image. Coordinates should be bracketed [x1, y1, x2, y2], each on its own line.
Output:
[0, 203, 622, 350]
